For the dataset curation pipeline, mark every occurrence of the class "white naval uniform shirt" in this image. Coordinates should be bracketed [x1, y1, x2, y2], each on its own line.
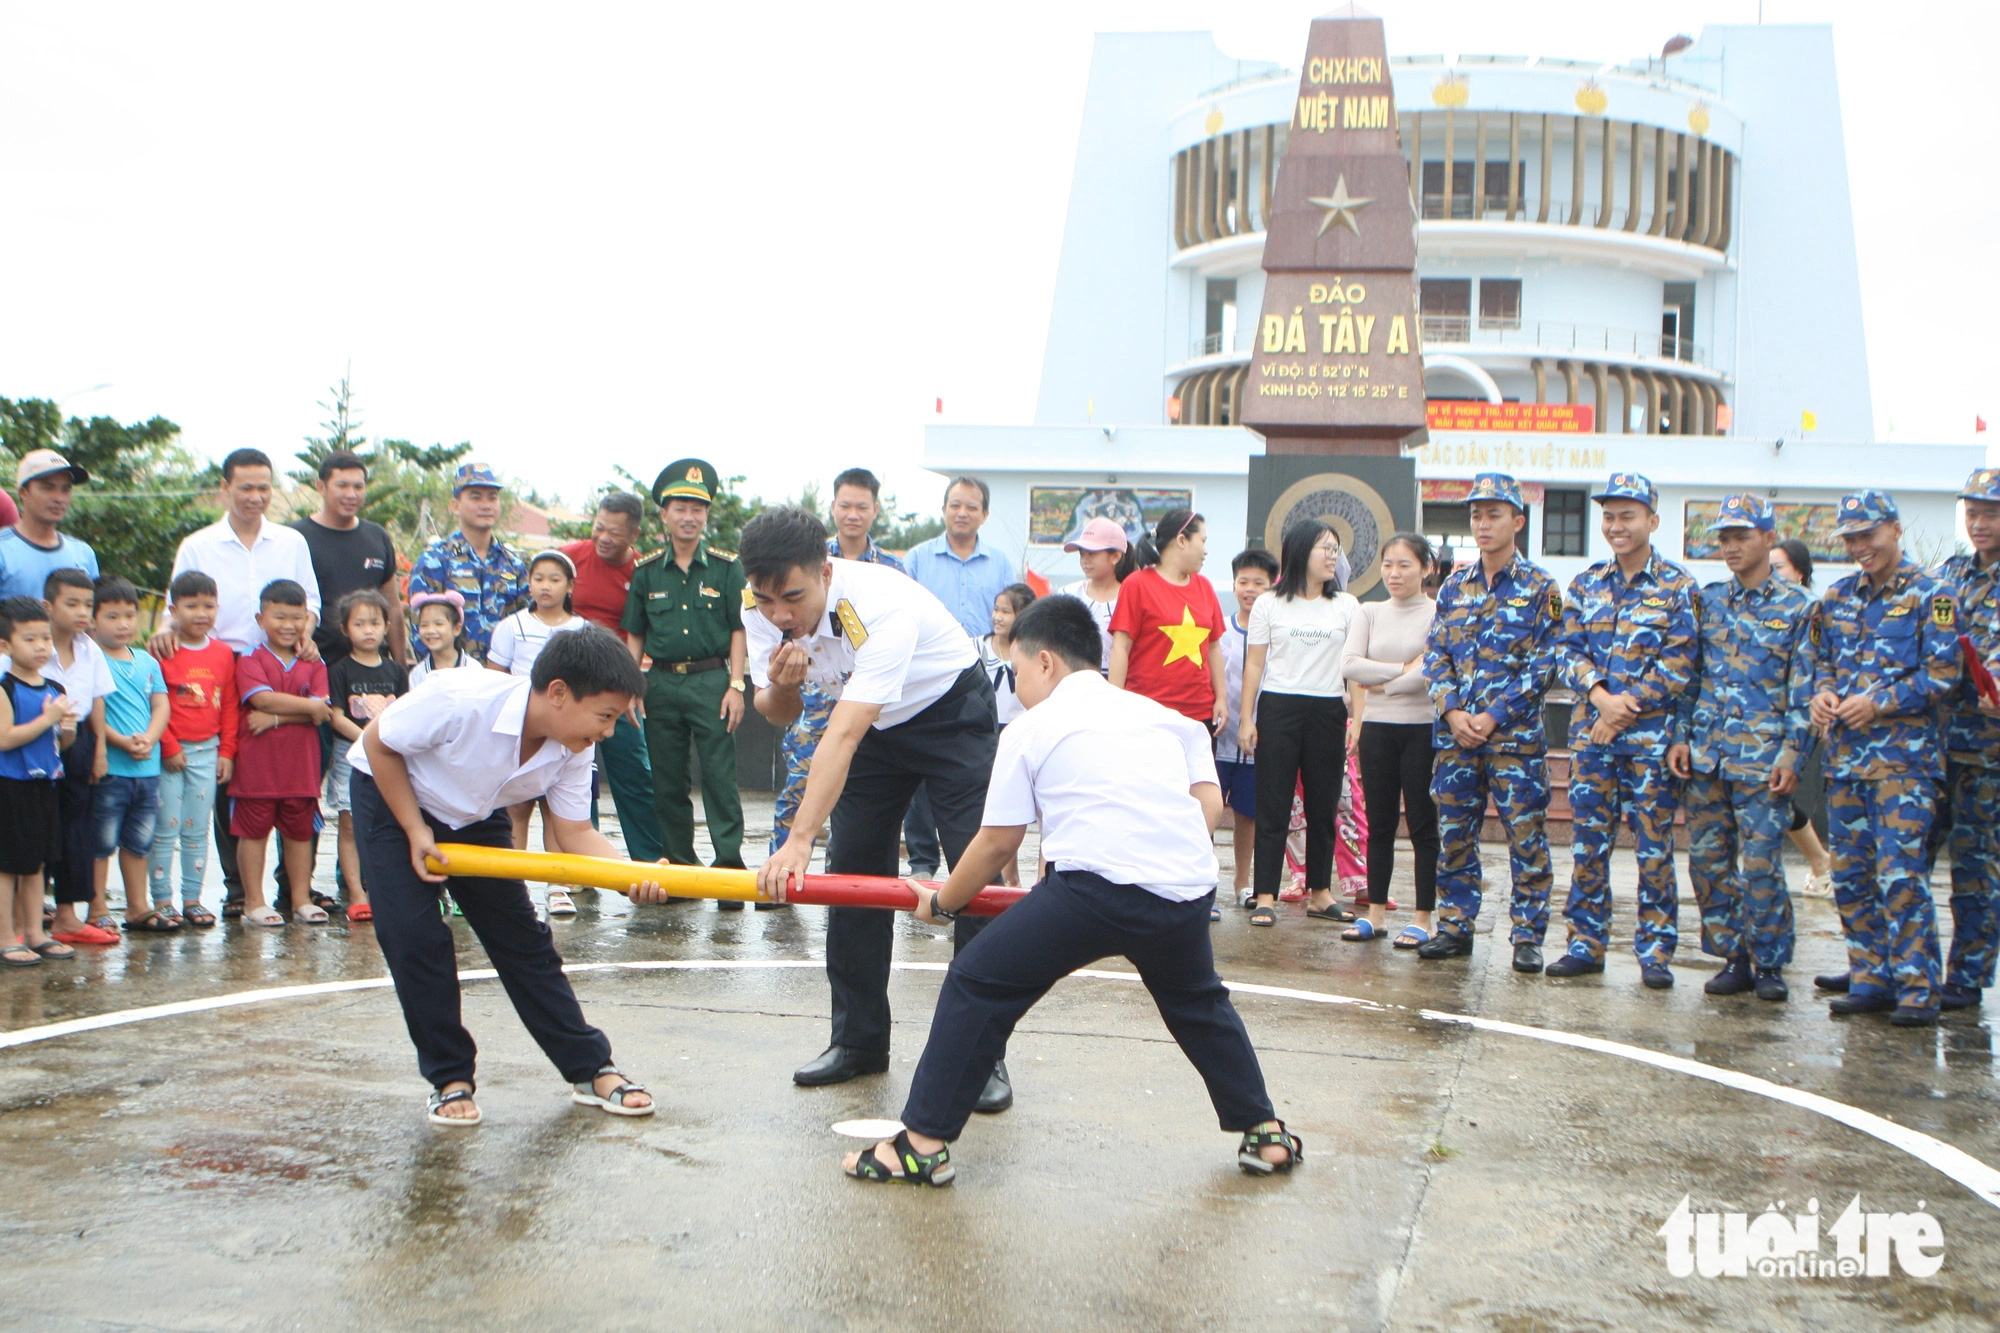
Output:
[746, 558, 976, 729]
[347, 669, 594, 829]
[984, 670, 1220, 900]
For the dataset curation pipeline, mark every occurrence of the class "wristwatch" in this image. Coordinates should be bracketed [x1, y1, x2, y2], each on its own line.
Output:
[728, 679, 746, 692]
[928, 890, 957, 921]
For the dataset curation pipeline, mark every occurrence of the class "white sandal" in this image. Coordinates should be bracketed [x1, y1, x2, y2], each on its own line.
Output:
[293, 903, 330, 924]
[242, 905, 284, 927]
[546, 888, 576, 917]
[571, 1066, 654, 1117]
[427, 1087, 482, 1126]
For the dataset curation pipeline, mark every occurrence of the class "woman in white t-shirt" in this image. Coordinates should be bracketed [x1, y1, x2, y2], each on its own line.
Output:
[1056, 517, 1131, 671]
[484, 550, 592, 915]
[1238, 521, 1360, 927]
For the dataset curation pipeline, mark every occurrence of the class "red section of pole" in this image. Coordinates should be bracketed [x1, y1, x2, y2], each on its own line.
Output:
[790, 876, 1026, 916]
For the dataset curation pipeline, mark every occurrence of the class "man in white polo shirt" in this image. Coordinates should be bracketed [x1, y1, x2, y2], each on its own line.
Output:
[838, 594, 1296, 1186]
[154, 447, 321, 912]
[351, 626, 666, 1127]
[744, 506, 1011, 1109]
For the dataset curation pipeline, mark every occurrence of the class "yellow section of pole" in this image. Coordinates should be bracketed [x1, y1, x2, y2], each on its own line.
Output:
[429, 844, 764, 903]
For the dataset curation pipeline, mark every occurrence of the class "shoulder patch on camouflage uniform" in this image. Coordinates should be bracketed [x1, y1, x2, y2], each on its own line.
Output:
[633, 549, 666, 567]
[1933, 595, 1957, 630]
[835, 598, 868, 649]
[1548, 588, 1562, 620]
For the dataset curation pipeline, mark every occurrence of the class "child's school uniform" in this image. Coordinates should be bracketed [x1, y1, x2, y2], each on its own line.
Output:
[40, 634, 113, 909]
[348, 670, 618, 1090]
[325, 653, 409, 814]
[1215, 612, 1255, 815]
[95, 647, 167, 861]
[485, 610, 589, 678]
[150, 637, 238, 903]
[0, 673, 66, 875]
[407, 651, 474, 686]
[977, 635, 1025, 727]
[896, 668, 1277, 1144]
[231, 645, 328, 844]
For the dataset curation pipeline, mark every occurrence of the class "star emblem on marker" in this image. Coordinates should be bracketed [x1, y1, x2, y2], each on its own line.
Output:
[1308, 175, 1373, 236]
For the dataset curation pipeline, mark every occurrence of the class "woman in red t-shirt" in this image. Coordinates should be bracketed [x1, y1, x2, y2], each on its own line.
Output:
[1108, 509, 1228, 731]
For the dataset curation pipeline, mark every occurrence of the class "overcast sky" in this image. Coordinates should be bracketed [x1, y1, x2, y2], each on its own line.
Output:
[3, 1, 1990, 517]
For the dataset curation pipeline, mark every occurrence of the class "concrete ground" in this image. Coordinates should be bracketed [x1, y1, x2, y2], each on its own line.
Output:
[0, 793, 1994, 1331]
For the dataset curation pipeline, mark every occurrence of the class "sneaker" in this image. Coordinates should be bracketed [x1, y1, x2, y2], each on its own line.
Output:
[1704, 954, 1754, 996]
[1640, 962, 1675, 990]
[1940, 983, 1982, 1011]
[1546, 945, 1605, 978]
[1754, 967, 1789, 1002]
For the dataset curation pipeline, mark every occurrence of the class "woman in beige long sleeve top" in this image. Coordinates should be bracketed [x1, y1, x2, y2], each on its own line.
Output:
[1338, 535, 1441, 946]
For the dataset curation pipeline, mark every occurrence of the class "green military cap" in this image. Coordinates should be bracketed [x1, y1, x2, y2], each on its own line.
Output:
[653, 458, 720, 507]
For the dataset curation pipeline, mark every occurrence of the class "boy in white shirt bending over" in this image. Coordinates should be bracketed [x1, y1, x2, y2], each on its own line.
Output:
[836, 595, 1299, 1186]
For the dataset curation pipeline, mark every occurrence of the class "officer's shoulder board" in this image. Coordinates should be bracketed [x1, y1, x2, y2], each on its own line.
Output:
[707, 547, 737, 563]
[633, 549, 667, 568]
[834, 598, 868, 649]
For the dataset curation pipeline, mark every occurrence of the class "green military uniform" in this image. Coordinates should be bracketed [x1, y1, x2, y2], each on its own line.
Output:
[622, 460, 747, 869]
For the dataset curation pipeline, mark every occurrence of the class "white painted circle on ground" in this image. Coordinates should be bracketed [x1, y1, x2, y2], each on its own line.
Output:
[831, 1119, 906, 1139]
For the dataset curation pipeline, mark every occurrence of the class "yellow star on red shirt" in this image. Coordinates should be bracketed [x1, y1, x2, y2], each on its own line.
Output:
[1158, 607, 1210, 667]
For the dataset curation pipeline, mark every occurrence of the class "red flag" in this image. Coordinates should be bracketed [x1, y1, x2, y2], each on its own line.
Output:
[1962, 636, 2000, 707]
[1023, 568, 1050, 597]
[1978, 416, 1988, 433]
[935, 397, 943, 415]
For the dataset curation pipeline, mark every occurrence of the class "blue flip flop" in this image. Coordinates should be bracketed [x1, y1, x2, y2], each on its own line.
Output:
[1342, 918, 1382, 942]
[1393, 925, 1431, 950]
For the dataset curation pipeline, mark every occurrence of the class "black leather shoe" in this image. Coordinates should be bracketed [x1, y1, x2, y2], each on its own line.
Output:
[1705, 954, 1754, 996]
[1940, 984, 1982, 1011]
[1813, 972, 1851, 993]
[1512, 943, 1543, 974]
[1827, 993, 1895, 1016]
[793, 1045, 890, 1086]
[1890, 1006, 1940, 1028]
[1416, 930, 1474, 960]
[1641, 963, 1675, 990]
[1546, 949, 1605, 978]
[718, 899, 745, 911]
[1754, 967, 1789, 1002]
[973, 1060, 1013, 1114]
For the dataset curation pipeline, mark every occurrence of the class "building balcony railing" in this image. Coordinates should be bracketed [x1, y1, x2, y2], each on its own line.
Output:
[1418, 316, 1706, 368]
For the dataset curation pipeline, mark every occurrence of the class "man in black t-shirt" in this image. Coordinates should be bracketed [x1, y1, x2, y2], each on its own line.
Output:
[293, 451, 404, 666]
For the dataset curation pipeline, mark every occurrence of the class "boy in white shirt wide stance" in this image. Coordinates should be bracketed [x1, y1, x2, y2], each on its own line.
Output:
[834, 595, 1299, 1185]
[352, 627, 670, 1127]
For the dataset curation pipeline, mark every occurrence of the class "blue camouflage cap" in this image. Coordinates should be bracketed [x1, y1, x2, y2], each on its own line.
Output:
[1959, 468, 2000, 504]
[1708, 493, 1774, 533]
[1464, 472, 1526, 512]
[452, 461, 504, 495]
[1592, 471, 1659, 510]
[1831, 488, 1899, 538]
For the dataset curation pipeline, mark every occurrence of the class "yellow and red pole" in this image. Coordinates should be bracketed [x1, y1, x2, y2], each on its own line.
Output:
[426, 844, 1025, 916]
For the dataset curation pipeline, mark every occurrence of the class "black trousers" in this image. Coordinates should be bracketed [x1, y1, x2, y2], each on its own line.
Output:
[1358, 722, 1439, 911]
[901, 869, 1275, 1142]
[47, 721, 98, 905]
[352, 773, 612, 1090]
[825, 665, 997, 1054]
[1252, 693, 1347, 900]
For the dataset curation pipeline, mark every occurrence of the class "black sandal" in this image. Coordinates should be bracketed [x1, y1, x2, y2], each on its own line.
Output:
[1238, 1121, 1304, 1176]
[309, 890, 339, 912]
[180, 901, 217, 928]
[1304, 902, 1356, 923]
[221, 897, 244, 920]
[125, 910, 183, 933]
[1249, 904, 1278, 927]
[845, 1130, 955, 1187]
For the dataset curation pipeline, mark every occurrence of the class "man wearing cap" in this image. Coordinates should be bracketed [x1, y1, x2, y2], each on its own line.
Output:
[0, 450, 99, 602]
[1419, 473, 1563, 971]
[1668, 494, 1813, 1003]
[622, 459, 748, 885]
[1548, 473, 1699, 988]
[1928, 469, 2000, 1012]
[1809, 490, 1958, 1026]
[407, 463, 528, 662]
[770, 469, 907, 863]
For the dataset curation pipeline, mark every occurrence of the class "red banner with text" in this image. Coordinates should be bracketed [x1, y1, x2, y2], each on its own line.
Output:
[1426, 401, 1595, 433]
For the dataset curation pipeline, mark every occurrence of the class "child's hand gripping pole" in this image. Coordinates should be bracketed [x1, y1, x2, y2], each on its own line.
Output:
[425, 845, 1027, 915]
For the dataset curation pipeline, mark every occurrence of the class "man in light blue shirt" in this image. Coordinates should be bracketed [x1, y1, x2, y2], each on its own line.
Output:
[0, 451, 99, 601]
[905, 477, 1014, 638]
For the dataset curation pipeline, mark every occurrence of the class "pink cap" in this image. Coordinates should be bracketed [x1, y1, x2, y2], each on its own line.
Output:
[410, 589, 466, 612]
[1063, 517, 1130, 554]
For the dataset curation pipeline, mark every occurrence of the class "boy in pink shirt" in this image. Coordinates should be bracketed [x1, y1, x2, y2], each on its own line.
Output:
[230, 580, 329, 926]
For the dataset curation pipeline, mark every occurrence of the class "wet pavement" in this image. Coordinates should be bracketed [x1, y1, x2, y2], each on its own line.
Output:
[1, 796, 1995, 1330]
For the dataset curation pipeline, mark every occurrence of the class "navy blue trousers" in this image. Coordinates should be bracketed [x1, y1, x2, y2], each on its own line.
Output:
[900, 868, 1275, 1142]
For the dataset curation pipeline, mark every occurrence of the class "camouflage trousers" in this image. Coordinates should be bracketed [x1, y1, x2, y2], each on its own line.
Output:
[1682, 774, 1795, 969]
[771, 686, 837, 857]
[1431, 748, 1552, 945]
[1945, 762, 2000, 991]
[1563, 752, 1681, 965]
[1826, 775, 1941, 1008]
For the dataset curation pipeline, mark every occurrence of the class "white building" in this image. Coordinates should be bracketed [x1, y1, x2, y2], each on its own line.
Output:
[926, 25, 1980, 588]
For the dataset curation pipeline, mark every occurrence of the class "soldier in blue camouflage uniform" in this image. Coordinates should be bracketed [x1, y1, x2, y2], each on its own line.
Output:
[1809, 490, 1960, 1027]
[1930, 468, 2000, 1012]
[1668, 494, 1814, 1003]
[1548, 473, 1699, 988]
[770, 530, 906, 856]
[407, 461, 529, 661]
[1418, 473, 1563, 972]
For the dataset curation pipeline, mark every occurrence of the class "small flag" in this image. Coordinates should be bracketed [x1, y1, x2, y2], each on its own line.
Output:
[1801, 410, 1817, 432]
[1167, 396, 1182, 422]
[1023, 568, 1050, 597]
[1979, 416, 1989, 434]
[1713, 403, 1732, 432]
[935, 397, 943, 415]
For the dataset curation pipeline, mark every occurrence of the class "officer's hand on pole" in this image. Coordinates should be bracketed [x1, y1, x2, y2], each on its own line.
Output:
[1768, 763, 1799, 796]
[629, 866, 671, 905]
[1666, 743, 1692, 779]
